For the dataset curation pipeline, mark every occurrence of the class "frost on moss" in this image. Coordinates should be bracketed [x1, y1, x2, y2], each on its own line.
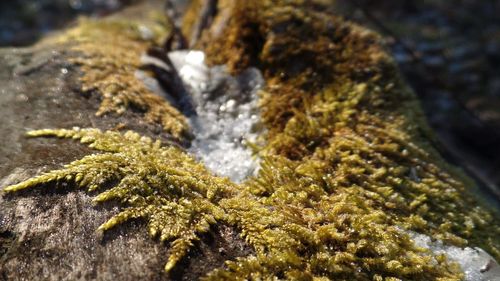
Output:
[3, 0, 500, 280]
[50, 11, 189, 139]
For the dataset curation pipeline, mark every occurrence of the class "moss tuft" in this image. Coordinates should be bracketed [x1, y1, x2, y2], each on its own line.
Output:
[3, 126, 483, 280]
[194, 0, 500, 278]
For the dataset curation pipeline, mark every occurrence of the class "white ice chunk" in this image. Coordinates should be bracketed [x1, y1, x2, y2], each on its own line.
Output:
[168, 50, 264, 183]
[169, 50, 209, 93]
[408, 231, 500, 281]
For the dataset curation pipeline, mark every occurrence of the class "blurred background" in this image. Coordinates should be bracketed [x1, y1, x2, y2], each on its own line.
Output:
[1, 0, 499, 203]
[0, 0, 135, 46]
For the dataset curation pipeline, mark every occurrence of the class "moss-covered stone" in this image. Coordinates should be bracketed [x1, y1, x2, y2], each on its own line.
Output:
[191, 0, 500, 278]
[3, 0, 500, 280]
[4, 128, 234, 272]
[45, 8, 189, 139]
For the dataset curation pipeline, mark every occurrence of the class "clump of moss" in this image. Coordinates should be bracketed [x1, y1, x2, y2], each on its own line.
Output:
[4, 127, 468, 280]
[4, 128, 235, 272]
[4, 0, 500, 280]
[52, 12, 189, 139]
[192, 0, 500, 278]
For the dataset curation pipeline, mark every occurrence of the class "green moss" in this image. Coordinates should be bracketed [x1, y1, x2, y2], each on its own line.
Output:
[196, 0, 500, 278]
[3, 0, 500, 280]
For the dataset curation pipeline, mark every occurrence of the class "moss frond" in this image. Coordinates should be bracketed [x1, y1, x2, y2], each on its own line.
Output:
[215, 156, 466, 280]
[4, 125, 495, 279]
[4, 128, 233, 273]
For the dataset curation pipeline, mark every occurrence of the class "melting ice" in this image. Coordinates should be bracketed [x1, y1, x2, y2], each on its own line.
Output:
[408, 231, 500, 281]
[168, 50, 264, 183]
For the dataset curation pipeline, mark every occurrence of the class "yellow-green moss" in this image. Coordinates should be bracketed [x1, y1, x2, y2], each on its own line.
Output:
[3, 0, 500, 280]
[4, 128, 235, 272]
[49, 10, 189, 139]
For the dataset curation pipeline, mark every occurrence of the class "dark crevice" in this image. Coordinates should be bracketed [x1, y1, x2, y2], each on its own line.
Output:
[188, 0, 219, 48]
[0, 230, 15, 258]
[143, 47, 196, 116]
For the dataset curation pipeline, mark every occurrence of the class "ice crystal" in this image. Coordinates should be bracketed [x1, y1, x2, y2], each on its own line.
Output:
[409, 231, 500, 281]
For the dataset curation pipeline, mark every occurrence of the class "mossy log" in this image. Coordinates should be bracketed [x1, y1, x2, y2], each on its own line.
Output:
[0, 0, 499, 280]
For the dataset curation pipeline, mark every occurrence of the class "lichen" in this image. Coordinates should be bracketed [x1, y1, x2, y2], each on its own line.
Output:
[3, 0, 500, 280]
[49, 11, 189, 139]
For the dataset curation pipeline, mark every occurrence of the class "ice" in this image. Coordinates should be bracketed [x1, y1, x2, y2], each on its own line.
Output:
[168, 50, 264, 183]
[408, 231, 500, 281]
